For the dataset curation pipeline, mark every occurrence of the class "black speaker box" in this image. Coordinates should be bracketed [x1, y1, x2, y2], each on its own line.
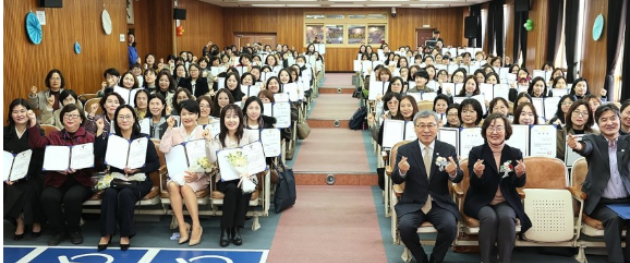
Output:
[38, 0, 62, 8]
[174, 8, 187, 20]
[464, 16, 478, 38]
[515, 0, 530, 12]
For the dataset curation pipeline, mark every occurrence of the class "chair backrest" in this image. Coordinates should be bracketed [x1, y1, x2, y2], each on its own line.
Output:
[148, 139, 162, 189]
[458, 158, 470, 193]
[570, 157, 588, 188]
[522, 156, 567, 189]
[84, 98, 103, 115]
[417, 101, 433, 111]
[40, 124, 60, 137]
[78, 93, 98, 104]
[386, 140, 413, 176]
[151, 139, 168, 191]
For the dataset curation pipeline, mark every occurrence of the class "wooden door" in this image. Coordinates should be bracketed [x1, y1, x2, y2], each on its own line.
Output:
[416, 28, 435, 48]
[234, 34, 277, 49]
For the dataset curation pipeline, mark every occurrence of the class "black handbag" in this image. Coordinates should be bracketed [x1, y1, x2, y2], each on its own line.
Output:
[274, 161, 296, 213]
[110, 178, 143, 191]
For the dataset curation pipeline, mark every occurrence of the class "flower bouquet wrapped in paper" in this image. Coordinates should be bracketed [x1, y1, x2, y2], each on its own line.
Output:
[227, 150, 256, 193]
[172, 157, 215, 186]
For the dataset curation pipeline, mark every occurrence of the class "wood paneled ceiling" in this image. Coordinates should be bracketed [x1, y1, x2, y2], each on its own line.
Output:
[199, 0, 489, 8]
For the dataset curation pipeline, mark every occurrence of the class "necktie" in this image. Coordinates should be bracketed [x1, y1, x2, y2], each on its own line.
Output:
[422, 146, 433, 214]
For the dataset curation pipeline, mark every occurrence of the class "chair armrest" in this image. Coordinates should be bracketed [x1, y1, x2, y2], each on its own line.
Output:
[158, 165, 167, 175]
[517, 189, 525, 199]
[452, 184, 464, 197]
[393, 183, 404, 198]
[381, 151, 388, 162]
[385, 166, 393, 177]
[568, 186, 587, 201]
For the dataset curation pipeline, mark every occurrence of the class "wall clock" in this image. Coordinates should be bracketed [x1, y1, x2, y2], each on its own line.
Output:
[592, 13, 604, 41]
[102, 10, 112, 35]
[25, 12, 42, 45]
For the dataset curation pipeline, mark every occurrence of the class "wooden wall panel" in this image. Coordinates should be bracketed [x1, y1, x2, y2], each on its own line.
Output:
[525, 0, 548, 71]
[222, 7, 465, 71]
[4, 0, 128, 115]
[130, 0, 173, 62]
[175, 0, 224, 55]
[581, 0, 607, 95]
[504, 0, 515, 65]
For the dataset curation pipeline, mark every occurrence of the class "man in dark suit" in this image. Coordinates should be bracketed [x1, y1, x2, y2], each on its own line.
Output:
[569, 104, 630, 263]
[392, 110, 463, 263]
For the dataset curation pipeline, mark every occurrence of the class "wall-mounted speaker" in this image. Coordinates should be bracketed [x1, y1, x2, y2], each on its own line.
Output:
[38, 0, 62, 8]
[174, 8, 187, 20]
[515, 0, 530, 12]
[464, 16, 478, 38]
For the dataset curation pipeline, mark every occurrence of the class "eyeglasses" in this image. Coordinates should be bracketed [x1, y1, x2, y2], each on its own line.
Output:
[573, 110, 590, 117]
[200, 104, 210, 109]
[415, 123, 437, 130]
[64, 114, 80, 119]
[12, 110, 27, 114]
[117, 115, 134, 121]
[488, 126, 505, 133]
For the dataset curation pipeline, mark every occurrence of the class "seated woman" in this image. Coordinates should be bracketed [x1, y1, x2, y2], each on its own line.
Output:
[433, 94, 450, 125]
[85, 92, 125, 135]
[457, 76, 480, 98]
[408, 71, 433, 94]
[488, 97, 511, 119]
[459, 98, 484, 128]
[555, 100, 598, 160]
[527, 77, 547, 98]
[211, 89, 236, 118]
[385, 76, 406, 94]
[159, 100, 207, 246]
[445, 103, 461, 128]
[583, 94, 602, 121]
[171, 88, 194, 116]
[207, 104, 258, 247]
[547, 76, 568, 97]
[28, 69, 66, 122]
[197, 95, 217, 128]
[464, 113, 531, 263]
[179, 63, 210, 98]
[94, 105, 159, 251]
[512, 102, 539, 125]
[39, 89, 83, 130]
[27, 104, 95, 246]
[547, 95, 575, 126]
[133, 89, 150, 120]
[153, 70, 176, 110]
[4, 99, 45, 240]
[225, 72, 245, 102]
[146, 94, 173, 140]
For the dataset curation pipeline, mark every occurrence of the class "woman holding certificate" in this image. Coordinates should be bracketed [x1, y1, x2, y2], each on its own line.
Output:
[207, 104, 258, 247]
[555, 100, 598, 160]
[27, 104, 95, 246]
[464, 114, 531, 263]
[4, 99, 45, 240]
[93, 105, 159, 251]
[159, 100, 207, 246]
[85, 92, 125, 135]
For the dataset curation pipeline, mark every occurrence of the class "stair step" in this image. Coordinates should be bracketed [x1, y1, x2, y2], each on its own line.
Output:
[319, 87, 356, 94]
[307, 119, 349, 128]
[293, 172, 377, 185]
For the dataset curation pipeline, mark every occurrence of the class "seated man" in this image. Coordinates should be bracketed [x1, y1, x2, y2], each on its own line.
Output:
[392, 110, 463, 263]
[568, 104, 630, 263]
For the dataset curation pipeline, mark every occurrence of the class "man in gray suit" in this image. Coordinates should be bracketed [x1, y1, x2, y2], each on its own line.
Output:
[392, 110, 463, 263]
[569, 104, 630, 263]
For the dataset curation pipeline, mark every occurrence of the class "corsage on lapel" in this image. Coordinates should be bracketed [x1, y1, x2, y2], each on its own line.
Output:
[435, 155, 448, 171]
[499, 161, 513, 179]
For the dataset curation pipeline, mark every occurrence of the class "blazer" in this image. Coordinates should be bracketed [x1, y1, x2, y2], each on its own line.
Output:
[28, 89, 64, 121]
[576, 134, 630, 215]
[28, 125, 95, 188]
[463, 143, 532, 233]
[208, 130, 258, 182]
[179, 77, 210, 98]
[159, 126, 208, 187]
[391, 140, 463, 219]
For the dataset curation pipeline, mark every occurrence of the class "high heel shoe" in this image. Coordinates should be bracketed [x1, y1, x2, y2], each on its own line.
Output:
[230, 227, 242, 245]
[97, 237, 111, 251]
[31, 231, 42, 238]
[178, 223, 191, 244]
[219, 228, 230, 247]
[13, 232, 24, 241]
[188, 226, 203, 246]
[120, 236, 130, 251]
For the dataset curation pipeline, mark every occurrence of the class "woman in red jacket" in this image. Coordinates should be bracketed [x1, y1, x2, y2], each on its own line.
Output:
[27, 104, 95, 246]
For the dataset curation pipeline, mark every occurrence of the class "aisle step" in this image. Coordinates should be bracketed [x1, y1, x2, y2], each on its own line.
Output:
[306, 119, 349, 128]
[318, 87, 356, 94]
[294, 172, 377, 185]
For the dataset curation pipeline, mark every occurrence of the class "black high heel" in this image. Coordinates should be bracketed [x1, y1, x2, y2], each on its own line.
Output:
[120, 243, 130, 251]
[13, 232, 24, 241]
[97, 238, 111, 251]
[31, 231, 42, 238]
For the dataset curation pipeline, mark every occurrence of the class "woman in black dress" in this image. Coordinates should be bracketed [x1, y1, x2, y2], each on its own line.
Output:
[4, 99, 45, 240]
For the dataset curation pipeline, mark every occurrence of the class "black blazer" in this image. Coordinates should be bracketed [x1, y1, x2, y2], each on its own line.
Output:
[463, 143, 532, 233]
[180, 77, 210, 98]
[391, 140, 463, 219]
[576, 134, 630, 215]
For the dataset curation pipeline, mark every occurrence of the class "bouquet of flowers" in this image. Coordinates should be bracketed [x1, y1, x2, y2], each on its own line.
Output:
[499, 161, 513, 179]
[435, 156, 448, 171]
[227, 150, 256, 193]
[174, 157, 215, 186]
[94, 173, 114, 190]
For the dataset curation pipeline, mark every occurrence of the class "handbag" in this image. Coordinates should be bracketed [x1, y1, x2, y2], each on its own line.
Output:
[238, 175, 258, 194]
[274, 161, 296, 213]
[297, 121, 311, 139]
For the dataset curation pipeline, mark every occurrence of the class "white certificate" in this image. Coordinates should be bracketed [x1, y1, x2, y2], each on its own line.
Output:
[218, 77, 226, 90]
[105, 135, 132, 170]
[262, 103, 272, 117]
[216, 141, 267, 181]
[260, 129, 281, 157]
[273, 102, 292, 128]
[369, 81, 388, 100]
[261, 72, 277, 83]
[127, 137, 149, 169]
[404, 121, 417, 141]
[471, 95, 487, 114]
[459, 128, 484, 160]
[531, 98, 545, 119]
[565, 134, 584, 168]
[422, 92, 438, 102]
[529, 125, 556, 158]
[543, 97, 560, 121]
[273, 93, 290, 102]
[382, 120, 405, 148]
[552, 88, 569, 97]
[70, 143, 95, 170]
[3, 150, 32, 181]
[165, 145, 188, 183]
[353, 60, 362, 72]
[438, 128, 459, 155]
[283, 83, 299, 102]
[139, 118, 150, 135]
[241, 85, 261, 98]
[185, 139, 207, 165]
[43, 146, 71, 171]
[442, 83, 455, 96]
[455, 83, 464, 95]
[494, 84, 511, 100]
[203, 121, 221, 139]
[507, 125, 530, 157]
[479, 83, 494, 102]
